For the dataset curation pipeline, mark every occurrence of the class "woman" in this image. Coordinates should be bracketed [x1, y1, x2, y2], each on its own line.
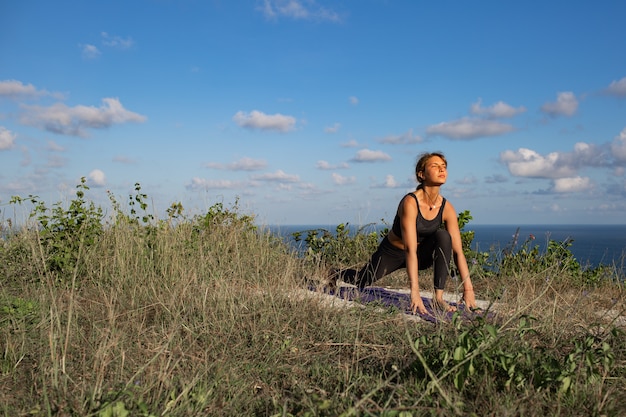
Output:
[334, 152, 477, 315]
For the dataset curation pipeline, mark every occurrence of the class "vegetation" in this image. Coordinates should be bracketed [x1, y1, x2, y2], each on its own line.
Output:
[1, 181, 625, 416]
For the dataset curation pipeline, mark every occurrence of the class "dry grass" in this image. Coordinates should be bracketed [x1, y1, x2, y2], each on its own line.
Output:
[1, 217, 625, 416]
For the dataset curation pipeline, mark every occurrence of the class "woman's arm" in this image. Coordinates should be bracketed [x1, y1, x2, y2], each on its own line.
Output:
[443, 201, 477, 309]
[400, 195, 428, 315]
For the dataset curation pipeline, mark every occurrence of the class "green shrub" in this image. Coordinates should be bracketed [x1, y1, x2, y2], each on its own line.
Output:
[292, 222, 386, 268]
[11, 177, 103, 283]
[410, 314, 617, 398]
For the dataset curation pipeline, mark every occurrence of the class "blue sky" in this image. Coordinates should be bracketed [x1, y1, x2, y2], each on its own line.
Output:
[1, 0, 626, 226]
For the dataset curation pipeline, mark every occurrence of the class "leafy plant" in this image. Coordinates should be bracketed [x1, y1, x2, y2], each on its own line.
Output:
[192, 198, 256, 232]
[107, 183, 155, 226]
[11, 177, 103, 281]
[493, 231, 614, 286]
[0, 295, 38, 328]
[292, 222, 386, 268]
[128, 182, 154, 225]
[410, 313, 617, 399]
[457, 210, 475, 253]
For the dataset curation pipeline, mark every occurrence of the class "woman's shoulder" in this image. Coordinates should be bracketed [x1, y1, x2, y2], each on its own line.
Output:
[442, 197, 457, 215]
[401, 191, 418, 205]
[398, 191, 418, 213]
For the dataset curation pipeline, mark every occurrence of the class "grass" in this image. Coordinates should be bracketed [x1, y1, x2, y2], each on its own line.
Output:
[1, 190, 625, 416]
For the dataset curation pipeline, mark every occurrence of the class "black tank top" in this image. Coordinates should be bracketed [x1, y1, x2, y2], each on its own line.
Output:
[391, 193, 446, 243]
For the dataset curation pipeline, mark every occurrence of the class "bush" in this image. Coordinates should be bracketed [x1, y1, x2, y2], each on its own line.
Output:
[10, 177, 103, 283]
[292, 222, 387, 269]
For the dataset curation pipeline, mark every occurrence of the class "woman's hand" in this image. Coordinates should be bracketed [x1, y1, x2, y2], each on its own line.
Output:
[410, 291, 428, 315]
[462, 288, 478, 310]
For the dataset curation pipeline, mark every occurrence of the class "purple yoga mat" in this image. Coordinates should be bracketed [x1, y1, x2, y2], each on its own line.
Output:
[318, 286, 484, 323]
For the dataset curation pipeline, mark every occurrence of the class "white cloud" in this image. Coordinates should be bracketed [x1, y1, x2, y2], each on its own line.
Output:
[0, 80, 39, 98]
[560, 142, 608, 168]
[80, 33, 132, 60]
[341, 139, 359, 148]
[101, 32, 134, 49]
[605, 77, 626, 97]
[500, 142, 610, 180]
[316, 160, 332, 170]
[0, 126, 16, 150]
[81, 44, 101, 59]
[298, 182, 318, 191]
[379, 128, 423, 144]
[0, 179, 36, 194]
[186, 177, 245, 190]
[88, 169, 106, 187]
[540, 91, 578, 117]
[18, 98, 147, 137]
[331, 172, 356, 185]
[232, 110, 296, 132]
[351, 149, 392, 163]
[549, 203, 565, 212]
[316, 160, 349, 170]
[205, 157, 267, 171]
[46, 140, 65, 152]
[457, 176, 477, 185]
[500, 148, 577, 178]
[384, 174, 398, 188]
[426, 117, 514, 140]
[252, 169, 300, 182]
[258, 0, 341, 22]
[470, 98, 526, 118]
[0, 79, 64, 100]
[485, 174, 508, 184]
[369, 174, 404, 189]
[324, 122, 341, 133]
[553, 176, 593, 193]
[113, 155, 136, 164]
[611, 128, 626, 161]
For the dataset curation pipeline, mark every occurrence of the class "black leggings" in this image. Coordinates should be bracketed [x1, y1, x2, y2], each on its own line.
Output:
[339, 229, 452, 290]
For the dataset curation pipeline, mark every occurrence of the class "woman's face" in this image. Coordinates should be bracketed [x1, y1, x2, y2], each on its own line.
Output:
[421, 156, 447, 185]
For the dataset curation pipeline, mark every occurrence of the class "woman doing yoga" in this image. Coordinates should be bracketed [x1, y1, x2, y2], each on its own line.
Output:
[334, 152, 477, 315]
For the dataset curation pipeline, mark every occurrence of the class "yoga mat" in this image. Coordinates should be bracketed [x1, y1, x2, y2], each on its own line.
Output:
[314, 285, 485, 323]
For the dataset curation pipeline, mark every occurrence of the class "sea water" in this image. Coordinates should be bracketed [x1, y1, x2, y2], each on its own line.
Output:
[268, 224, 626, 270]
[469, 224, 625, 268]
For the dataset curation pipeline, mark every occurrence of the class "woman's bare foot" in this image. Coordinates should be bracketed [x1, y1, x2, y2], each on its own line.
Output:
[432, 298, 457, 313]
[324, 268, 339, 292]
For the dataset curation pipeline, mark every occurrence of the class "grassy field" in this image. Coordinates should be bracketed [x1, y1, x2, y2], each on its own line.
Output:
[1, 185, 625, 416]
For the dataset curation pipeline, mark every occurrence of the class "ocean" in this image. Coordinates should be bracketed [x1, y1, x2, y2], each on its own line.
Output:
[268, 224, 626, 270]
[469, 224, 625, 269]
